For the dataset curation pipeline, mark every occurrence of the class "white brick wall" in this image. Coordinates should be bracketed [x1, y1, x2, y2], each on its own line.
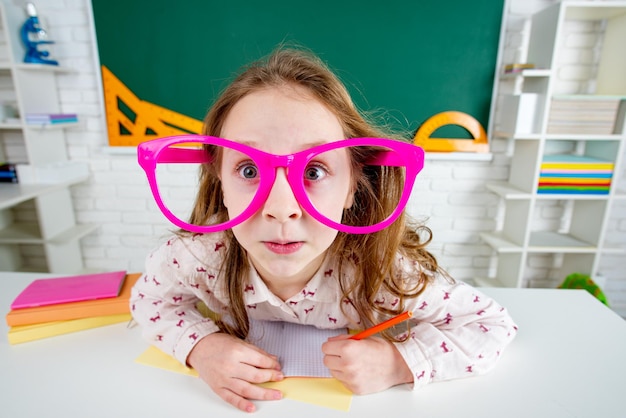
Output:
[23, 0, 626, 316]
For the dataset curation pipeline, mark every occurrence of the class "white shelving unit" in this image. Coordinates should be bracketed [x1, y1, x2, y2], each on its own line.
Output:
[0, 1, 96, 273]
[480, 2, 626, 288]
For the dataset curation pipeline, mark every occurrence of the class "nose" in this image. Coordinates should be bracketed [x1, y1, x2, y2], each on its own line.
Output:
[262, 168, 302, 222]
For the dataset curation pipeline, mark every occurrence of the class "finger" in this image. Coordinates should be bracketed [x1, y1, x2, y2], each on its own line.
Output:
[322, 337, 354, 356]
[218, 380, 283, 412]
[218, 387, 258, 413]
[242, 344, 283, 371]
[327, 334, 351, 342]
[237, 363, 284, 384]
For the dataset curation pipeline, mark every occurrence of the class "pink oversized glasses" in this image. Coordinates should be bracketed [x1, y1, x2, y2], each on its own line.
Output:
[138, 135, 424, 234]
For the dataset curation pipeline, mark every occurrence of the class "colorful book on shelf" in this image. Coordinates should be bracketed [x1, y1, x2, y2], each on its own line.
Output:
[0, 163, 18, 183]
[538, 177, 612, 184]
[7, 313, 132, 345]
[540, 154, 614, 170]
[537, 187, 610, 195]
[10, 270, 127, 310]
[25, 113, 78, 125]
[538, 154, 613, 195]
[5, 273, 141, 326]
[504, 63, 535, 73]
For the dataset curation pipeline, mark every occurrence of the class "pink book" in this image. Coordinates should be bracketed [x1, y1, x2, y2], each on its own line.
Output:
[10, 271, 127, 309]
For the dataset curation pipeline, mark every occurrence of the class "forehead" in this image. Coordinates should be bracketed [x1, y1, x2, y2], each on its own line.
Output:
[220, 85, 345, 154]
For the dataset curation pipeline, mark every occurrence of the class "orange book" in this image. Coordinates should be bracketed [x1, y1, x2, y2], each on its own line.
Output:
[5, 273, 141, 327]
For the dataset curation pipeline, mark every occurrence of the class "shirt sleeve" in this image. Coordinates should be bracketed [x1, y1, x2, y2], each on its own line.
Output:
[393, 276, 518, 388]
[130, 237, 221, 365]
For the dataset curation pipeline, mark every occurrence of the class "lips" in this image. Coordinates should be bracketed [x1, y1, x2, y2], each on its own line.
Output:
[263, 241, 304, 254]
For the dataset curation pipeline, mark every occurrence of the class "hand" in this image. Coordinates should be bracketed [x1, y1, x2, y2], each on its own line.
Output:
[321, 334, 413, 394]
[187, 332, 284, 413]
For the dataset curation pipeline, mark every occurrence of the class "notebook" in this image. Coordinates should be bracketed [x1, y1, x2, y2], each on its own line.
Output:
[10, 270, 127, 309]
[246, 320, 346, 377]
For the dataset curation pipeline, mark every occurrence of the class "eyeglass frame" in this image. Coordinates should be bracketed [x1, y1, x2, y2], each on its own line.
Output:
[137, 134, 425, 234]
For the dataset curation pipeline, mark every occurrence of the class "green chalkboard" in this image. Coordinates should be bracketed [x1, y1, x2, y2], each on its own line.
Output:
[92, 0, 504, 138]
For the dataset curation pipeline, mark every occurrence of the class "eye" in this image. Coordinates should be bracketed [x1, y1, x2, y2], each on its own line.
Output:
[237, 163, 259, 179]
[304, 164, 328, 181]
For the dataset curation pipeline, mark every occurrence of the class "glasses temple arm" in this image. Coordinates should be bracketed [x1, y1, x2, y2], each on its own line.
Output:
[155, 147, 212, 163]
[365, 151, 408, 167]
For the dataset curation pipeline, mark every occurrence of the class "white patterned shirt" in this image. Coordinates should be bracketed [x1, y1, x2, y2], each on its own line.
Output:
[130, 233, 517, 388]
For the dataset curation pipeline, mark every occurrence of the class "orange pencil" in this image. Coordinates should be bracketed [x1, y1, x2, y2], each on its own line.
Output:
[350, 311, 413, 340]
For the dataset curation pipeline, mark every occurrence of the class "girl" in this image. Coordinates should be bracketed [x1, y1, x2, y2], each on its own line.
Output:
[132, 47, 517, 413]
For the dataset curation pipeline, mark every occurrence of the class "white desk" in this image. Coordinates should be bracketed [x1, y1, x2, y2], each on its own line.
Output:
[1, 272, 625, 418]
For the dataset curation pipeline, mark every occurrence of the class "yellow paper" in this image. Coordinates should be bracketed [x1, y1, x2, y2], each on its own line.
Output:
[135, 346, 353, 411]
[7, 313, 131, 344]
[135, 345, 199, 376]
[260, 378, 353, 411]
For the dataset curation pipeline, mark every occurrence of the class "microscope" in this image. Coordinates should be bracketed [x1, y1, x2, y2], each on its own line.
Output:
[20, 2, 58, 65]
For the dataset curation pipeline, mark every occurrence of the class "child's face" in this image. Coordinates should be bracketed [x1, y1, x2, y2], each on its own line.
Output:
[220, 85, 352, 295]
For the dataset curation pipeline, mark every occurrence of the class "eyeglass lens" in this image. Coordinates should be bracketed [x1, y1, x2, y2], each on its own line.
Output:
[153, 141, 407, 230]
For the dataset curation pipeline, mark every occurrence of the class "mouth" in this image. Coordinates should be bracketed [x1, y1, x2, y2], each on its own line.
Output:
[263, 241, 304, 255]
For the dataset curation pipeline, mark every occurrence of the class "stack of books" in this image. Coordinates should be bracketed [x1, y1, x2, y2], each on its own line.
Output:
[25, 113, 78, 126]
[5, 271, 140, 344]
[0, 163, 18, 183]
[547, 96, 623, 135]
[538, 154, 613, 195]
[504, 63, 535, 74]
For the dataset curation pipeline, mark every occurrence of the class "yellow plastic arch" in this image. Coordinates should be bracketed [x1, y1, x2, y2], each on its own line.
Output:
[414, 111, 488, 153]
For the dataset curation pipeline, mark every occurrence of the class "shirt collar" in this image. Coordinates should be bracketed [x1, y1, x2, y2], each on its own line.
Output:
[243, 256, 345, 306]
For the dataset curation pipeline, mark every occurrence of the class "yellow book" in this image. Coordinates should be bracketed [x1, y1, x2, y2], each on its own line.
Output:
[7, 313, 131, 344]
[540, 163, 614, 170]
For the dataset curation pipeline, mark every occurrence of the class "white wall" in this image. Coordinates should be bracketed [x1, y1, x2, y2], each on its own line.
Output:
[21, 0, 626, 315]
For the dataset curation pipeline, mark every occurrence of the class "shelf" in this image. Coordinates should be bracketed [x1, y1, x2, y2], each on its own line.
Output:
[486, 182, 530, 199]
[480, 232, 523, 253]
[0, 176, 88, 210]
[0, 222, 98, 244]
[0, 122, 23, 130]
[501, 69, 552, 79]
[485, 182, 612, 201]
[0, 1, 100, 273]
[494, 132, 624, 141]
[493, 131, 542, 140]
[13, 63, 75, 73]
[481, 230, 601, 254]
[544, 134, 624, 141]
[527, 231, 596, 253]
[482, 2, 626, 289]
[24, 121, 80, 130]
